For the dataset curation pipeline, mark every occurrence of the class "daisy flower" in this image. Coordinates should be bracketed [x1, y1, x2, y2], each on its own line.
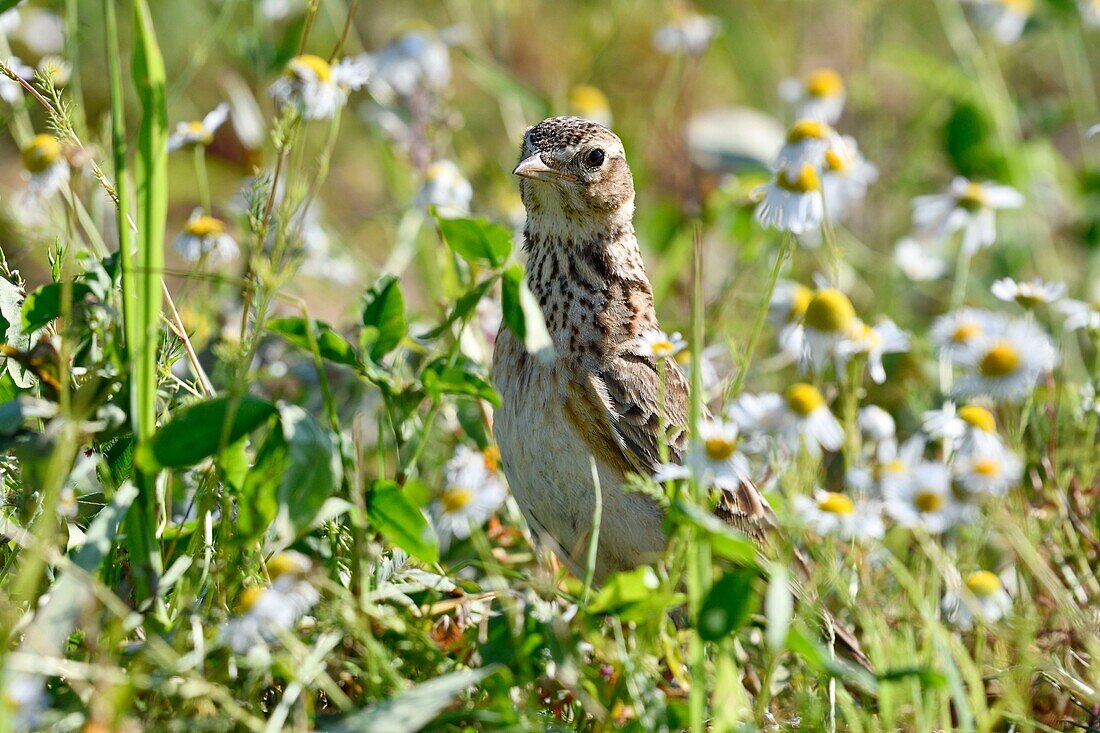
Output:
[755, 383, 844, 456]
[792, 489, 884, 541]
[930, 308, 1001, 361]
[990, 276, 1065, 309]
[835, 319, 910, 383]
[942, 570, 1012, 630]
[1079, 382, 1100, 417]
[1083, 0, 1100, 27]
[269, 53, 370, 120]
[821, 136, 878, 221]
[0, 56, 33, 104]
[568, 85, 613, 127]
[770, 281, 813, 362]
[1089, 124, 1100, 139]
[366, 28, 452, 104]
[21, 133, 70, 201]
[953, 449, 1023, 496]
[652, 12, 720, 55]
[754, 163, 824, 234]
[922, 401, 1004, 455]
[1057, 297, 1100, 332]
[953, 318, 1058, 402]
[872, 435, 927, 497]
[37, 55, 70, 87]
[962, 0, 1032, 45]
[801, 287, 858, 372]
[774, 119, 840, 172]
[778, 68, 846, 124]
[222, 552, 319, 654]
[416, 160, 473, 218]
[173, 209, 238, 264]
[911, 177, 1023, 254]
[894, 237, 947, 282]
[686, 418, 751, 489]
[884, 460, 971, 533]
[168, 102, 230, 151]
[858, 405, 896, 445]
[431, 445, 507, 549]
[674, 345, 724, 395]
[635, 329, 687, 359]
[2, 669, 47, 730]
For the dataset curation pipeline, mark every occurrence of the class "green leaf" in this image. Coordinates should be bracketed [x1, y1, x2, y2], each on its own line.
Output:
[323, 666, 499, 733]
[765, 564, 792, 653]
[137, 395, 277, 470]
[667, 500, 758, 567]
[268, 317, 361, 368]
[367, 480, 439, 564]
[269, 405, 342, 550]
[0, 276, 33, 388]
[419, 276, 497, 340]
[0, 0, 21, 12]
[361, 275, 406, 362]
[21, 282, 95, 332]
[588, 566, 661, 614]
[422, 363, 500, 407]
[785, 625, 878, 694]
[436, 216, 512, 268]
[501, 263, 554, 365]
[697, 569, 758, 641]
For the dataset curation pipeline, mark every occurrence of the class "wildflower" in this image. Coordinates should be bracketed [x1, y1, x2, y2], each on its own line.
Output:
[778, 68, 846, 123]
[990, 276, 1065, 309]
[2, 669, 47, 730]
[1082, 0, 1100, 26]
[1080, 383, 1100, 417]
[835, 318, 910, 383]
[1089, 124, 1100, 139]
[269, 53, 370, 120]
[962, 0, 1032, 45]
[930, 308, 1000, 361]
[953, 449, 1023, 496]
[754, 163, 824, 234]
[821, 136, 877, 221]
[884, 460, 971, 533]
[774, 119, 839, 172]
[222, 552, 319, 653]
[173, 209, 238, 264]
[1057, 297, 1100, 332]
[20, 133, 70, 202]
[653, 462, 691, 483]
[0, 57, 33, 105]
[36, 55, 70, 87]
[416, 160, 473, 218]
[568, 85, 612, 127]
[792, 489, 884, 541]
[261, 0, 304, 20]
[674, 345, 724, 394]
[431, 445, 507, 549]
[911, 177, 1023, 254]
[732, 384, 843, 457]
[635, 329, 687, 359]
[686, 106, 786, 174]
[942, 570, 1012, 629]
[168, 102, 230, 151]
[367, 27, 452, 104]
[686, 418, 751, 488]
[801, 287, 858, 371]
[858, 405, 895, 445]
[922, 401, 1005, 454]
[11, 8, 64, 55]
[894, 237, 947, 282]
[953, 318, 1057, 402]
[652, 12, 720, 55]
[770, 281, 812, 362]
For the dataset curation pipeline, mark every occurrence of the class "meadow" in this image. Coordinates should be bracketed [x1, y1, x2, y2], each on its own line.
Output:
[0, 0, 1099, 730]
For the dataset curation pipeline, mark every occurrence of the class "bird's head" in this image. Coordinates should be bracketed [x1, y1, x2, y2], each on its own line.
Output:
[513, 116, 634, 226]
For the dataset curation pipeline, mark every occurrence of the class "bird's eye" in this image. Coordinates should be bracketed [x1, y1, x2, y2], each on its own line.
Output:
[585, 148, 605, 167]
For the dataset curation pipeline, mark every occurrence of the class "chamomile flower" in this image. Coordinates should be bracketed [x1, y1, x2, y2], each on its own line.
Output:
[635, 329, 687, 358]
[894, 237, 948, 282]
[1089, 124, 1100, 139]
[261, 0, 304, 21]
[754, 163, 824, 234]
[821, 136, 877, 221]
[778, 68, 846, 124]
[36, 55, 70, 87]
[687, 418, 751, 488]
[568, 85, 612, 127]
[942, 570, 1012, 630]
[416, 160, 473, 218]
[20, 133, 69, 201]
[922, 402, 1005, 455]
[269, 53, 370, 120]
[835, 319, 910, 384]
[2, 669, 47, 730]
[734, 384, 844, 457]
[366, 28, 452, 104]
[800, 287, 858, 372]
[792, 489, 884, 541]
[11, 8, 64, 54]
[872, 435, 927, 497]
[911, 177, 1023, 254]
[173, 209, 238, 264]
[652, 12, 720, 55]
[1079, 382, 1100, 417]
[953, 318, 1057, 402]
[1057, 297, 1100, 332]
[884, 460, 971, 533]
[222, 552, 319, 654]
[953, 450, 1023, 497]
[1082, 0, 1100, 26]
[930, 308, 1001, 361]
[858, 405, 896, 445]
[0, 56, 33, 104]
[770, 281, 813, 362]
[962, 0, 1032, 44]
[674, 344, 724, 395]
[774, 119, 839, 172]
[168, 102, 230, 151]
[431, 445, 507, 549]
[990, 276, 1065, 309]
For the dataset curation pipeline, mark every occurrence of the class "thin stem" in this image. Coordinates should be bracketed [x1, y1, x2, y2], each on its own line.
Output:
[727, 233, 792, 401]
[949, 244, 972, 311]
[194, 144, 211, 213]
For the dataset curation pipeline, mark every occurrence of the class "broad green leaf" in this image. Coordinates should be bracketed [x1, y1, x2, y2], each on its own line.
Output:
[21, 282, 95, 332]
[588, 565, 660, 614]
[268, 317, 361, 368]
[368, 480, 439, 564]
[667, 500, 758, 567]
[419, 276, 497, 340]
[765, 564, 792, 653]
[323, 666, 498, 733]
[361, 275, 406, 361]
[501, 263, 554, 365]
[267, 404, 342, 551]
[697, 569, 758, 641]
[422, 364, 500, 407]
[0, 276, 33, 388]
[137, 395, 277, 470]
[0, 0, 20, 13]
[437, 216, 512, 268]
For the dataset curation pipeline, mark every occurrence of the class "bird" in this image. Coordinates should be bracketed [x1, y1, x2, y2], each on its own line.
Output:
[492, 116, 768, 584]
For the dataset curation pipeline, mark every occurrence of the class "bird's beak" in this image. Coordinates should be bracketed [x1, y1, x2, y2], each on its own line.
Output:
[512, 154, 576, 182]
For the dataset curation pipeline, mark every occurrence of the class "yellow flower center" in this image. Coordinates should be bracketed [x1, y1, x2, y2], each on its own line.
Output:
[789, 284, 813, 321]
[786, 383, 825, 416]
[979, 342, 1021, 377]
[786, 119, 832, 143]
[649, 339, 677, 356]
[267, 552, 309, 580]
[804, 288, 856, 332]
[880, 458, 906, 476]
[825, 147, 853, 173]
[914, 491, 944, 513]
[675, 349, 692, 365]
[971, 459, 1001, 477]
[441, 487, 474, 513]
[817, 491, 855, 515]
[958, 404, 996, 432]
[804, 68, 844, 98]
[186, 119, 214, 144]
[995, 0, 1033, 11]
[288, 54, 332, 82]
[236, 586, 266, 613]
[569, 84, 610, 116]
[956, 181, 987, 212]
[775, 163, 821, 193]
[482, 446, 500, 472]
[185, 215, 227, 238]
[965, 570, 1002, 597]
[951, 322, 982, 343]
[704, 436, 736, 462]
[21, 134, 62, 174]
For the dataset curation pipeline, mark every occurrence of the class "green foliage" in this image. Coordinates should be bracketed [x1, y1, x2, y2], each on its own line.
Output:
[367, 480, 439, 563]
[136, 394, 277, 470]
[436, 215, 513, 268]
